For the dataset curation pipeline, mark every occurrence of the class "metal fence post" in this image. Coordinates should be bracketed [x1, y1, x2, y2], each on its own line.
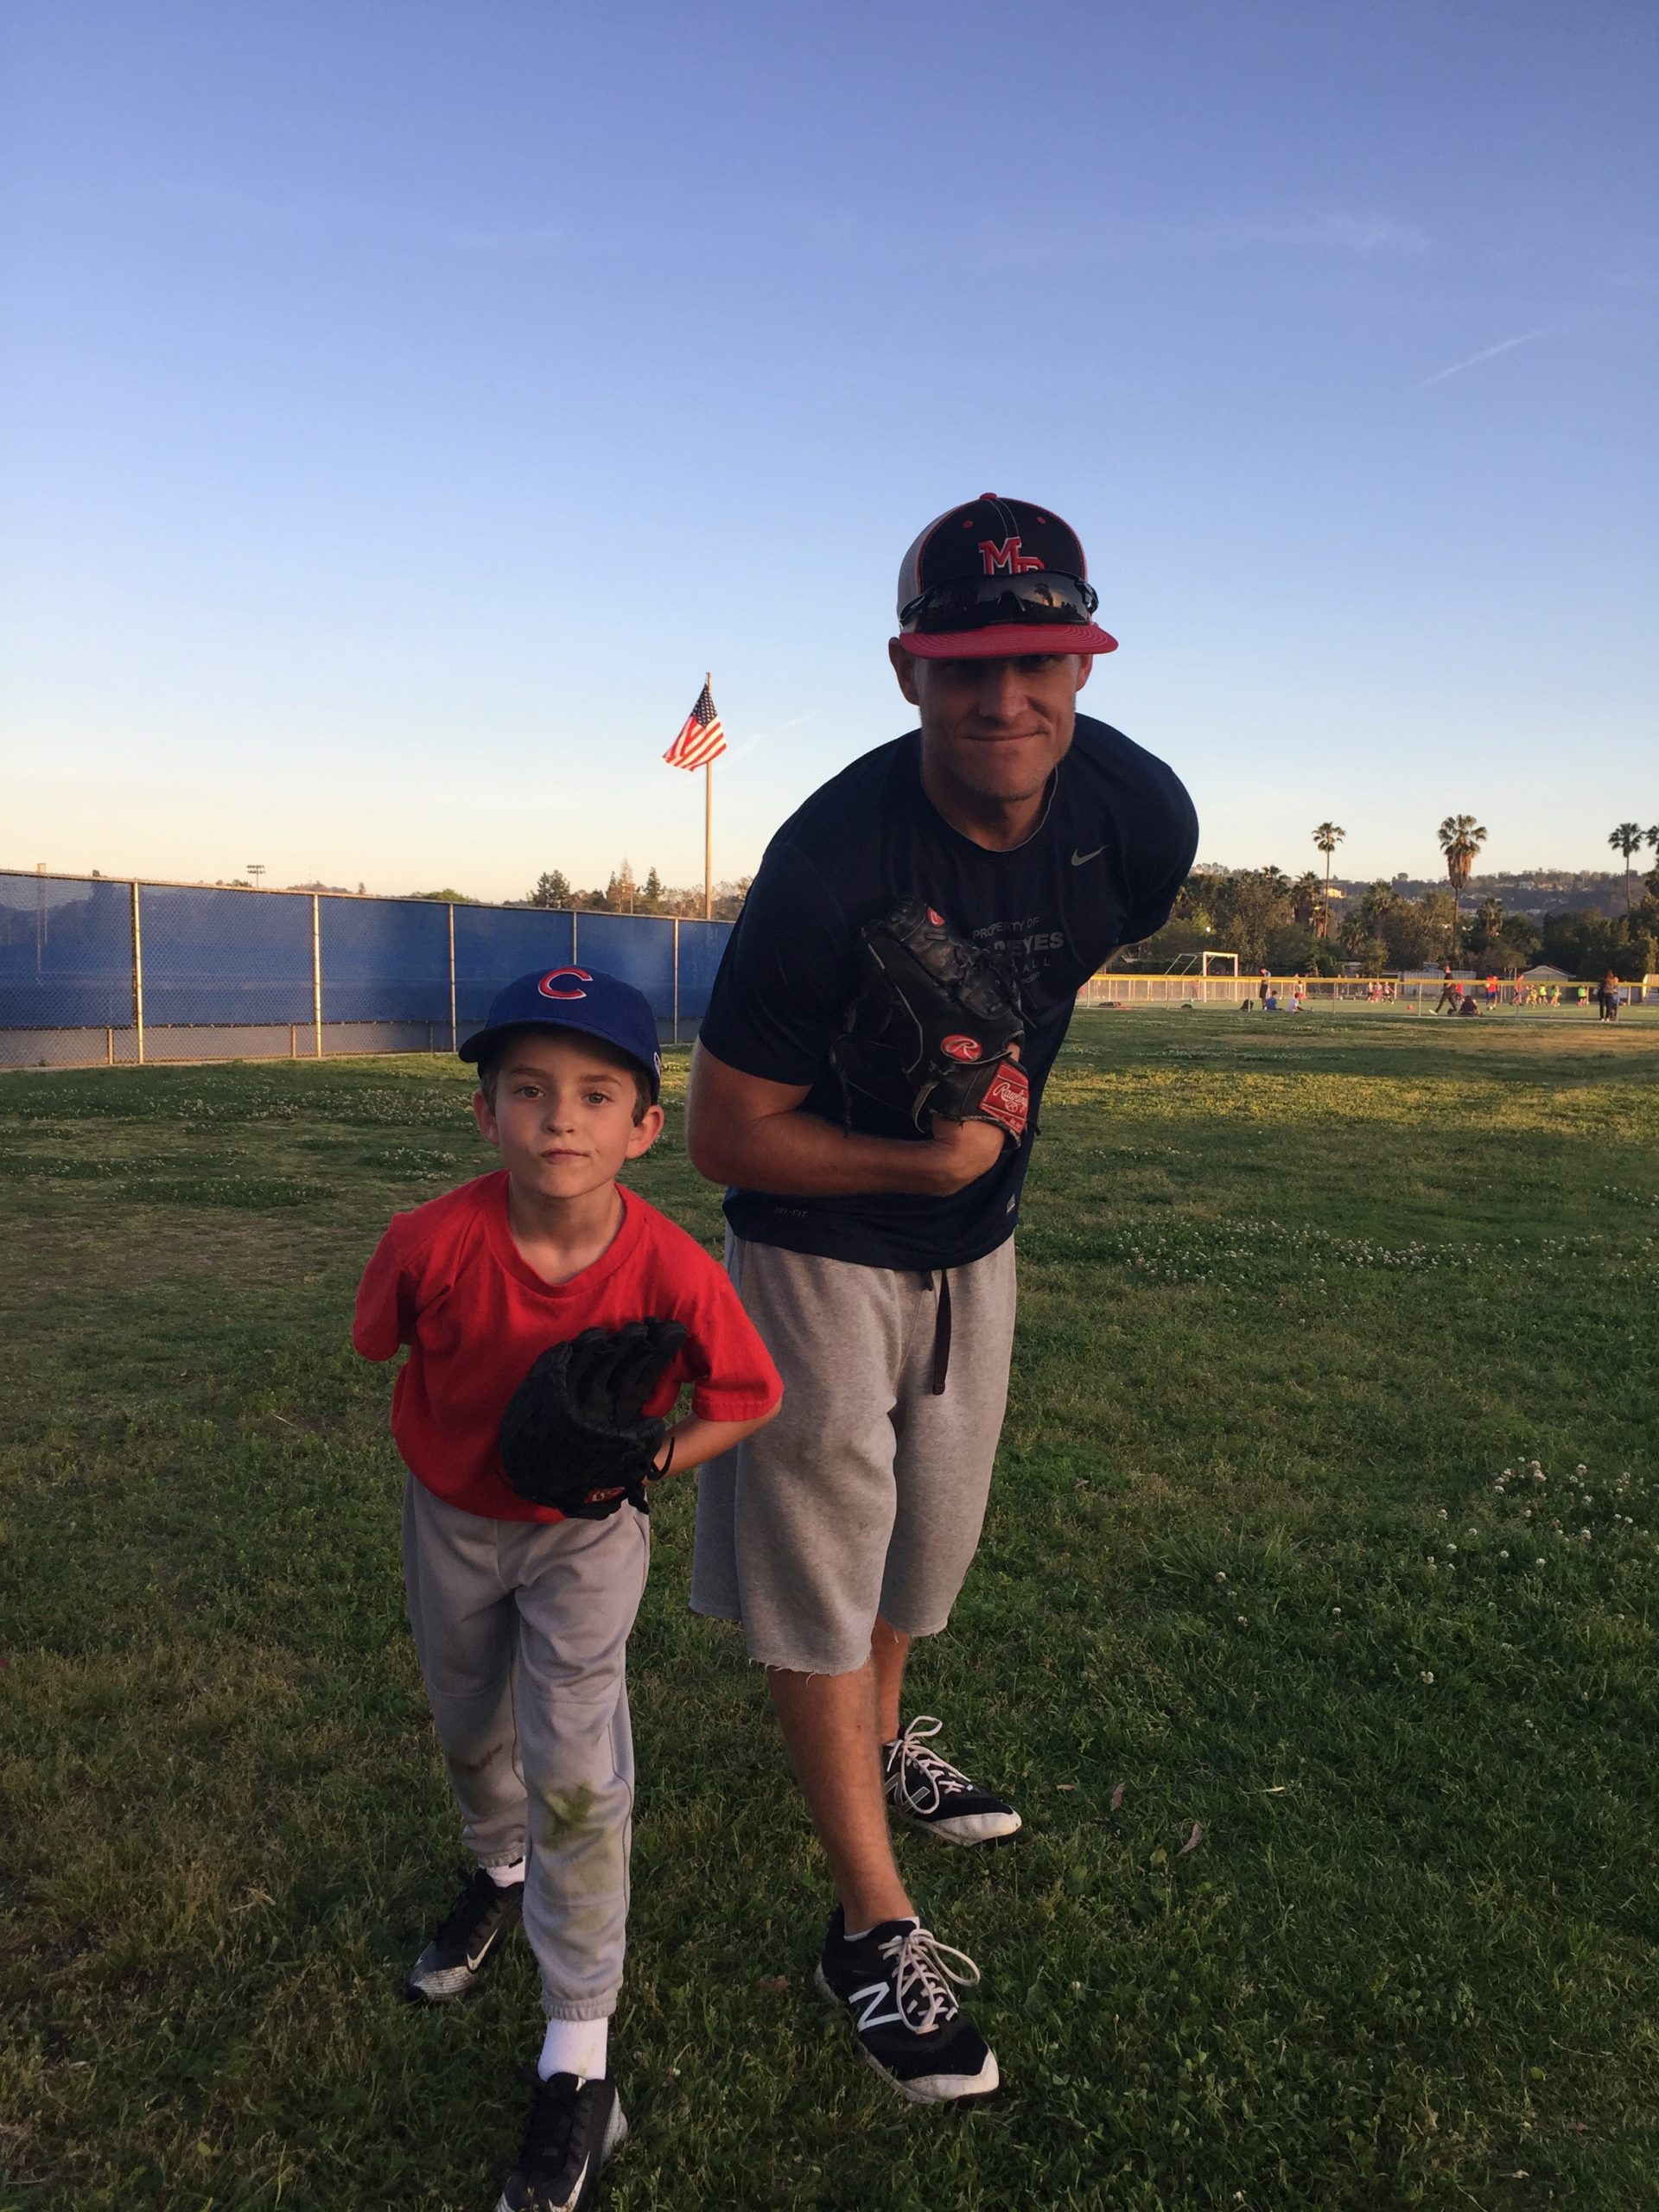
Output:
[130, 879, 145, 1064]
[570, 909, 579, 961]
[311, 894, 323, 1058]
[448, 902, 457, 1052]
[672, 918, 680, 1045]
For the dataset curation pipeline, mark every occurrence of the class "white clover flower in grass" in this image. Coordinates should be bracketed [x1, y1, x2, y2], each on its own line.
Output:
[1536, 1559, 1547, 1568]
[1421, 1670, 1435, 1684]
[1500, 1550, 1510, 1560]
[1446, 1544, 1457, 1554]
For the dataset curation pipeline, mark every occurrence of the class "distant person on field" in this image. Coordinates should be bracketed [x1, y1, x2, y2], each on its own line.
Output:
[1485, 973, 1499, 1007]
[1457, 990, 1480, 1017]
[1257, 964, 1271, 1009]
[353, 969, 781, 2212]
[1599, 969, 1620, 1021]
[684, 493, 1196, 2107]
[1435, 964, 1459, 1014]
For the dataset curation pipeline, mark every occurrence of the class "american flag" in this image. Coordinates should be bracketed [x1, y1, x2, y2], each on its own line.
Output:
[664, 679, 728, 771]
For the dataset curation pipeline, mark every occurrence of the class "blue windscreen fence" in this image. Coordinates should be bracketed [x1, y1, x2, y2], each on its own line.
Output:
[321, 895, 453, 1026]
[0, 874, 137, 1029]
[0, 873, 734, 1068]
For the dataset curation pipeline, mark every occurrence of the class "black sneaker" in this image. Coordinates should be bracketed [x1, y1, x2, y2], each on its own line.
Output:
[497, 2070, 626, 2212]
[405, 1864, 524, 2003]
[814, 1908, 1000, 2104]
[883, 1717, 1022, 1845]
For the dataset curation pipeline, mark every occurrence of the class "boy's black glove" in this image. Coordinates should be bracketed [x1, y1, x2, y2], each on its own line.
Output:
[830, 899, 1029, 1145]
[499, 1319, 690, 1518]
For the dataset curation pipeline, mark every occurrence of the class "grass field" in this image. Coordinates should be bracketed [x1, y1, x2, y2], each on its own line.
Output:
[3, 1011, 1657, 2211]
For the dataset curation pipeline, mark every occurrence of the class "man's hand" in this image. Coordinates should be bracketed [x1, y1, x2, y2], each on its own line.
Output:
[688, 1043, 1018, 1200]
[921, 1112, 1007, 1193]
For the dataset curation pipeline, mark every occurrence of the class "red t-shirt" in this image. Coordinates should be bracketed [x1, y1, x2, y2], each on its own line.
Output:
[353, 1172, 781, 1522]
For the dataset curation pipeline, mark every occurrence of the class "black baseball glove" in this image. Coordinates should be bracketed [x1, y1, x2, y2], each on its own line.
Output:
[499, 1319, 690, 1518]
[829, 899, 1030, 1146]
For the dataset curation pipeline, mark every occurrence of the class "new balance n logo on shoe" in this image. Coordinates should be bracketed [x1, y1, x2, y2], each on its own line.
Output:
[851, 1979, 907, 2034]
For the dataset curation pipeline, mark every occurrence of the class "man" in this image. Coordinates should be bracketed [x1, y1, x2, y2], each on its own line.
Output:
[685, 494, 1198, 2104]
[1435, 964, 1460, 1014]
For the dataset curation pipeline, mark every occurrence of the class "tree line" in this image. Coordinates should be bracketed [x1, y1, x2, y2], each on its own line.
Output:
[407, 863, 753, 921]
[523, 862, 753, 920]
[1130, 817, 1659, 979]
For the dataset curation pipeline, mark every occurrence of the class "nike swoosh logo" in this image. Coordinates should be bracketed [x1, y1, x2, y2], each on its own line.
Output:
[1071, 845, 1106, 867]
[466, 1931, 500, 1972]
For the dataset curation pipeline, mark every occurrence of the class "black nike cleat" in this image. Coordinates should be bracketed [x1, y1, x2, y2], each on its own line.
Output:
[497, 2070, 626, 2212]
[406, 1864, 524, 2004]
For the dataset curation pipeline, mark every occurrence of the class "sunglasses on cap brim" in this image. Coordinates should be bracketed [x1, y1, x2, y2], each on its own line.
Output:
[899, 570, 1100, 634]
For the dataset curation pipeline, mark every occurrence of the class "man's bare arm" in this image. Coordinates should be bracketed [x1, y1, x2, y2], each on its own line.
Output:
[684, 1043, 1004, 1198]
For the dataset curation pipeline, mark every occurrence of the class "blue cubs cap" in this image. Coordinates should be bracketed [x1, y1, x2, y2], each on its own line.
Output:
[459, 967, 663, 1102]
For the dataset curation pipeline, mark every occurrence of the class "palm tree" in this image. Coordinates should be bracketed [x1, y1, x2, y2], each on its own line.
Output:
[1437, 815, 1488, 953]
[1608, 822, 1644, 914]
[1290, 871, 1324, 929]
[1312, 822, 1344, 938]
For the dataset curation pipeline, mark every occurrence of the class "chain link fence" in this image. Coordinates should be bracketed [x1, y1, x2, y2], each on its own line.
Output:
[0, 873, 734, 1069]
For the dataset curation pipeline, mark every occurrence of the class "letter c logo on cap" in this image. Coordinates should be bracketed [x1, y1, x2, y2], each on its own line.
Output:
[537, 967, 592, 1001]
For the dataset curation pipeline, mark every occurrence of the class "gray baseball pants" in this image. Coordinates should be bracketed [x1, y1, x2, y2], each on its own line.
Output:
[401, 1474, 648, 2020]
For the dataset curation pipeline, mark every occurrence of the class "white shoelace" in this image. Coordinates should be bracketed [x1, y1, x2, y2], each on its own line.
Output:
[886, 1716, 974, 1815]
[878, 1923, 983, 2034]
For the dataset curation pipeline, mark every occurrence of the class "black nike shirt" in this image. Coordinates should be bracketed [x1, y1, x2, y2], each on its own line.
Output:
[697, 713, 1198, 1269]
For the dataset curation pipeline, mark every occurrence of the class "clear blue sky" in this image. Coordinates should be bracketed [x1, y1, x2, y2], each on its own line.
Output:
[3, 1, 1655, 899]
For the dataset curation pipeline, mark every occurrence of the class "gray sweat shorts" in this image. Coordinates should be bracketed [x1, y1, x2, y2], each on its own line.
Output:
[690, 1234, 1016, 1675]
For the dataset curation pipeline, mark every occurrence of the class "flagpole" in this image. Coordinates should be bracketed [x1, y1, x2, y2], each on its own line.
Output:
[702, 671, 713, 920]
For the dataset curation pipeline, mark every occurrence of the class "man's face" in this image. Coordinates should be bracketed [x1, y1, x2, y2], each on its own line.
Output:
[889, 645, 1092, 810]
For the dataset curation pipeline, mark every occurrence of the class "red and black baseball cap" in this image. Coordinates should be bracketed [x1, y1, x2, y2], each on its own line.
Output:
[894, 494, 1117, 660]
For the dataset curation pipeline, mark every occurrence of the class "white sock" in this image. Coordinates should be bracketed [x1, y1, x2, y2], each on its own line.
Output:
[486, 1859, 526, 1889]
[842, 1914, 917, 1943]
[538, 2014, 609, 2083]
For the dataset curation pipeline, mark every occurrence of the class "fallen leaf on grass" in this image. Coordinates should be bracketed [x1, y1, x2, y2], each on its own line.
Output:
[755, 1975, 791, 1993]
[1177, 1822, 1204, 1856]
[1057, 1783, 1077, 1792]
[1109, 1783, 1126, 1812]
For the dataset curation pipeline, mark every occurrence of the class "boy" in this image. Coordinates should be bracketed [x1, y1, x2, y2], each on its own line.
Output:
[354, 966, 781, 2212]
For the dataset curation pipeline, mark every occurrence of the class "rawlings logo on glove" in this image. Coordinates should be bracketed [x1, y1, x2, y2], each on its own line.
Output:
[830, 899, 1029, 1148]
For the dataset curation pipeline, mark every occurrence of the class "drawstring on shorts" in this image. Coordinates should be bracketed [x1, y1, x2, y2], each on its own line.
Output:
[918, 1269, 952, 1395]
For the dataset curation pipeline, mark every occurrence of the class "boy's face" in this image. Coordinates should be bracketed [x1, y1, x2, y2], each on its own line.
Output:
[473, 1029, 663, 1203]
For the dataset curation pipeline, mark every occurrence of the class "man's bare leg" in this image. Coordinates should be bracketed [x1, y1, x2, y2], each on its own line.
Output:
[768, 1654, 912, 1931]
[871, 1614, 911, 1744]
